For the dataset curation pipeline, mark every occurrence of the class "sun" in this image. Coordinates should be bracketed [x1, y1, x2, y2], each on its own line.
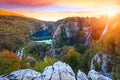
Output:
[99, 8, 117, 17]
[105, 9, 116, 16]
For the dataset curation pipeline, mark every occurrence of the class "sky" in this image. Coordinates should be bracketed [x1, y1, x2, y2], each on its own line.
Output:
[0, 0, 120, 21]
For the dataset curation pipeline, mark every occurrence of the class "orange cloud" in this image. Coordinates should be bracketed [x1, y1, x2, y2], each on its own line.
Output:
[116, 1, 120, 6]
[0, 0, 57, 7]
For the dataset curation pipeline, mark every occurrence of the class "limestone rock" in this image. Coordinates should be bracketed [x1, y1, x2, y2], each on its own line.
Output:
[1, 61, 113, 80]
[77, 70, 88, 80]
[41, 66, 54, 80]
[2, 69, 41, 80]
[90, 52, 112, 78]
[88, 70, 112, 80]
[40, 61, 76, 80]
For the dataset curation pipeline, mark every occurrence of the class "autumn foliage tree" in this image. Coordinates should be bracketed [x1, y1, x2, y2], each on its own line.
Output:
[0, 50, 21, 74]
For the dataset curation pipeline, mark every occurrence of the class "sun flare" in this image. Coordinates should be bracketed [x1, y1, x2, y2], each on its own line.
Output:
[102, 9, 117, 17]
[106, 9, 116, 16]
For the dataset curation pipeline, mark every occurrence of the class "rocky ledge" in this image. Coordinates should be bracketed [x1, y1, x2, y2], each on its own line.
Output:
[0, 61, 112, 80]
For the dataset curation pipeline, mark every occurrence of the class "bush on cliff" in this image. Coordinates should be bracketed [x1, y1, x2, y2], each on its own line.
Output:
[34, 56, 57, 72]
[0, 50, 21, 74]
[61, 48, 87, 73]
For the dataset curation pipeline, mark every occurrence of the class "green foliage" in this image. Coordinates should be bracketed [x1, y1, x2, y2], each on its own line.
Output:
[61, 48, 87, 73]
[0, 50, 21, 74]
[59, 29, 68, 47]
[85, 40, 103, 59]
[22, 42, 50, 59]
[34, 56, 57, 72]
[112, 64, 120, 80]
[20, 58, 29, 69]
[74, 42, 86, 53]
[30, 36, 52, 41]
[93, 61, 102, 71]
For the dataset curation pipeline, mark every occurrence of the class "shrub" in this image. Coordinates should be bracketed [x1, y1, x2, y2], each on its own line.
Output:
[24, 42, 50, 59]
[34, 56, 57, 72]
[61, 48, 86, 73]
[20, 58, 29, 69]
[0, 50, 21, 74]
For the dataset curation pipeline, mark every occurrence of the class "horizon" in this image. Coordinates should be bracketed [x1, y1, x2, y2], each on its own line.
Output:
[0, 0, 120, 21]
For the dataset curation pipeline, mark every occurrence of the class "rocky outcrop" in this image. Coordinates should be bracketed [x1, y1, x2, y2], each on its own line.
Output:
[1, 69, 41, 80]
[77, 70, 88, 80]
[0, 61, 76, 80]
[40, 61, 76, 80]
[52, 20, 80, 48]
[51, 18, 92, 57]
[88, 70, 112, 80]
[90, 52, 112, 78]
[0, 61, 113, 80]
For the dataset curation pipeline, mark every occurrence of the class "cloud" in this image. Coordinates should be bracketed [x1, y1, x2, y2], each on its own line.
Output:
[0, 0, 57, 7]
[116, 1, 120, 6]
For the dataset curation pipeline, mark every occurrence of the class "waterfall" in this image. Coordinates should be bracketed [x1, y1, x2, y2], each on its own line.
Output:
[30, 30, 33, 35]
[85, 32, 91, 46]
[17, 47, 25, 59]
[101, 23, 109, 36]
[90, 59, 95, 70]
[30, 27, 33, 35]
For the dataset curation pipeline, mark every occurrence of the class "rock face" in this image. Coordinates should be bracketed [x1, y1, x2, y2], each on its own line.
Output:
[90, 52, 112, 78]
[77, 70, 88, 80]
[1, 69, 41, 80]
[51, 18, 92, 57]
[88, 70, 112, 80]
[52, 19, 80, 47]
[40, 61, 76, 80]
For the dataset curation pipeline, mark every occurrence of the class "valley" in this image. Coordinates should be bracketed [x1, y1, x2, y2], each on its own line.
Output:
[0, 10, 120, 80]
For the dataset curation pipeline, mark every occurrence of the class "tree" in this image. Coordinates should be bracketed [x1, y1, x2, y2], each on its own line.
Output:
[61, 48, 86, 73]
[0, 50, 21, 74]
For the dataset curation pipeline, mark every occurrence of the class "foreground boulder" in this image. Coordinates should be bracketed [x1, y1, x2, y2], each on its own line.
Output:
[40, 61, 76, 80]
[88, 70, 112, 80]
[1, 69, 41, 80]
[77, 70, 88, 80]
[0, 61, 113, 80]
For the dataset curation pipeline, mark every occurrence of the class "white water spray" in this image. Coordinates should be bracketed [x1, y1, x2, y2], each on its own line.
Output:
[101, 23, 109, 36]
[17, 47, 25, 59]
[85, 32, 91, 46]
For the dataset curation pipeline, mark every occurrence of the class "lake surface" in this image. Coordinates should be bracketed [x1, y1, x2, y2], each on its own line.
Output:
[32, 31, 51, 37]
[31, 31, 52, 44]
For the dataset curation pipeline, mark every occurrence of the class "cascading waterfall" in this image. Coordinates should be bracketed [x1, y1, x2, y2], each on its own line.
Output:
[30, 30, 33, 35]
[101, 22, 118, 37]
[85, 32, 91, 46]
[101, 23, 109, 36]
[17, 47, 25, 59]
[30, 27, 33, 35]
